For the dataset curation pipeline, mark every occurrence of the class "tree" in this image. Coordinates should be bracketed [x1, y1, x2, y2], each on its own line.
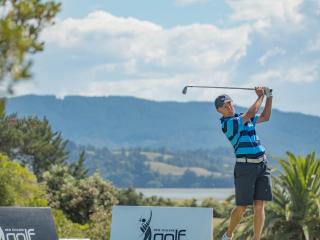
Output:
[0, 98, 5, 117]
[0, 115, 69, 180]
[0, 153, 47, 206]
[69, 150, 88, 180]
[44, 166, 118, 224]
[0, 0, 60, 94]
[86, 209, 112, 240]
[117, 187, 144, 206]
[262, 152, 320, 239]
[52, 209, 88, 239]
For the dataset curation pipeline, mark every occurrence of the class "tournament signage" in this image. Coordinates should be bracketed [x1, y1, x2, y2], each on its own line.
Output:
[110, 206, 213, 240]
[0, 207, 58, 240]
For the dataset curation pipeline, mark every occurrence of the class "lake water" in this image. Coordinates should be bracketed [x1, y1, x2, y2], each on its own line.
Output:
[136, 188, 234, 201]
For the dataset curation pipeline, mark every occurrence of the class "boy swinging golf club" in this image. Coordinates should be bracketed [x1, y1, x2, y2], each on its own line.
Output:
[215, 86, 273, 240]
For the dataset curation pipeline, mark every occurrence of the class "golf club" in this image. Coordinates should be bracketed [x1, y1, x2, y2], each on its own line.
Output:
[182, 85, 272, 95]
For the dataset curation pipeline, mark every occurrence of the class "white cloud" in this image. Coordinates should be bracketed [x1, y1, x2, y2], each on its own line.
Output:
[43, 11, 162, 48]
[249, 70, 282, 85]
[285, 64, 319, 83]
[175, 0, 208, 7]
[42, 11, 252, 85]
[226, 0, 304, 24]
[249, 63, 319, 85]
[306, 34, 320, 52]
[316, 0, 320, 16]
[258, 47, 286, 66]
[79, 71, 232, 101]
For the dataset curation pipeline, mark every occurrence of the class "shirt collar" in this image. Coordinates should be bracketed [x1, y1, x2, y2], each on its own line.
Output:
[220, 113, 240, 123]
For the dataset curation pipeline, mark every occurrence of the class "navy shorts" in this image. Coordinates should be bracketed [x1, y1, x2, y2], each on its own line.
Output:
[233, 160, 273, 206]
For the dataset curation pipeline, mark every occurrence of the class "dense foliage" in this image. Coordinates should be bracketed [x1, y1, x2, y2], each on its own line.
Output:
[0, 153, 47, 206]
[0, 114, 68, 180]
[44, 165, 118, 224]
[0, 113, 118, 239]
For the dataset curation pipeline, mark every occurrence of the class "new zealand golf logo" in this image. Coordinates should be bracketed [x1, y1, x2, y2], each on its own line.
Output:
[0, 226, 36, 240]
[139, 210, 152, 240]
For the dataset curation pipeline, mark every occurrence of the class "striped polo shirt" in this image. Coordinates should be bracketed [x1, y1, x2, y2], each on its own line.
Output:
[220, 113, 265, 158]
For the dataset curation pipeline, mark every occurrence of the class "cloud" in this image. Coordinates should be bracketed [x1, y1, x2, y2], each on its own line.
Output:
[317, 0, 320, 16]
[226, 0, 304, 24]
[12, 1, 320, 117]
[285, 64, 319, 83]
[43, 11, 252, 72]
[174, 0, 208, 7]
[43, 11, 162, 48]
[41, 10, 253, 95]
[306, 34, 320, 52]
[78, 71, 232, 101]
[249, 63, 319, 85]
[258, 47, 286, 66]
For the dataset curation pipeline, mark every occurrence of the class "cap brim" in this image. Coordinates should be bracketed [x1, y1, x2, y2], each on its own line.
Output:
[216, 99, 232, 109]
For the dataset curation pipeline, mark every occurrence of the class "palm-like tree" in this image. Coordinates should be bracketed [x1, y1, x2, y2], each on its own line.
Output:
[215, 152, 320, 240]
[263, 152, 320, 240]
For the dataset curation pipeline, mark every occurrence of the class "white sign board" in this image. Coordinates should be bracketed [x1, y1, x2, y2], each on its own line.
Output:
[110, 206, 213, 240]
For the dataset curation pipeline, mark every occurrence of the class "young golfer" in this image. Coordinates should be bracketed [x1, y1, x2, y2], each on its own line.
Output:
[215, 86, 273, 240]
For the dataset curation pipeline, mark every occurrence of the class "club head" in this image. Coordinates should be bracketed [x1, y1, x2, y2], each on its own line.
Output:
[182, 86, 188, 95]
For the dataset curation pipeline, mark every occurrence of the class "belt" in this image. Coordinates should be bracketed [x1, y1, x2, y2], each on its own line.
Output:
[236, 154, 266, 163]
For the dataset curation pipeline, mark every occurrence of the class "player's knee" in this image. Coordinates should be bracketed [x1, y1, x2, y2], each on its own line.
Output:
[253, 200, 264, 212]
[235, 205, 247, 215]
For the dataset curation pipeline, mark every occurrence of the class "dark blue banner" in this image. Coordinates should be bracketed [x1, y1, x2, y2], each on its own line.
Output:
[0, 207, 58, 240]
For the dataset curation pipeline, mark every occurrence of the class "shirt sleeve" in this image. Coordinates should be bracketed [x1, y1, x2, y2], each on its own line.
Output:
[223, 115, 243, 137]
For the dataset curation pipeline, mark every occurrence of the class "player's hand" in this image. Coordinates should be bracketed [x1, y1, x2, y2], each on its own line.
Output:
[255, 86, 264, 97]
[263, 87, 273, 98]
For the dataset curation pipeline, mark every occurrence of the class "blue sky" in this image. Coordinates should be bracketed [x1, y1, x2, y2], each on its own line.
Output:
[14, 0, 320, 116]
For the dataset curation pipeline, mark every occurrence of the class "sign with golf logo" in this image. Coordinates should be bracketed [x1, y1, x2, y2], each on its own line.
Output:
[0, 207, 58, 240]
[110, 206, 213, 240]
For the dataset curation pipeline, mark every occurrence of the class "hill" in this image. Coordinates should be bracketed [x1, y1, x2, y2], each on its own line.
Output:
[6, 95, 320, 155]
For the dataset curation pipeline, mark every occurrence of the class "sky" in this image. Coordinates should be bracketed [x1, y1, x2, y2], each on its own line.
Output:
[14, 0, 320, 116]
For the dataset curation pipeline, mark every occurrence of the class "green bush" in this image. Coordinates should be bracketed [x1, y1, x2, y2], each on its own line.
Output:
[0, 153, 47, 206]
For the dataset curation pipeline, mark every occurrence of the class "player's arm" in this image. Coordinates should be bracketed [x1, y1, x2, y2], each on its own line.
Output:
[241, 87, 264, 124]
[257, 87, 273, 124]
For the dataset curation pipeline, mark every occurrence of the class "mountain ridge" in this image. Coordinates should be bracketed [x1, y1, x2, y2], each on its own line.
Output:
[6, 94, 320, 155]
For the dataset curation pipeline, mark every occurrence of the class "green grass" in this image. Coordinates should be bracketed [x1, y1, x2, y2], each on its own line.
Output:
[146, 161, 219, 177]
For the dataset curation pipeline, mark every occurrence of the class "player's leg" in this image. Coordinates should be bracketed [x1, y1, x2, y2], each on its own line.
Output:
[223, 163, 256, 239]
[253, 200, 265, 240]
[225, 205, 247, 238]
[253, 162, 272, 240]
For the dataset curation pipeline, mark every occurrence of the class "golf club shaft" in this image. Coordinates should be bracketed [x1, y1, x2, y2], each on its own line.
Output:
[185, 86, 255, 91]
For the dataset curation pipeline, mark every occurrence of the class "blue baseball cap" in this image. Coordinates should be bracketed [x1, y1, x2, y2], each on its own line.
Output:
[214, 94, 232, 109]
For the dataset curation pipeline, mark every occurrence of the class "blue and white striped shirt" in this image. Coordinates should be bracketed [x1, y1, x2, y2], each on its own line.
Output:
[220, 113, 265, 158]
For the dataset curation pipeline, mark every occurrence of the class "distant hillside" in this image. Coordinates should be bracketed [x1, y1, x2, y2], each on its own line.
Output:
[6, 95, 320, 155]
[66, 144, 236, 187]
